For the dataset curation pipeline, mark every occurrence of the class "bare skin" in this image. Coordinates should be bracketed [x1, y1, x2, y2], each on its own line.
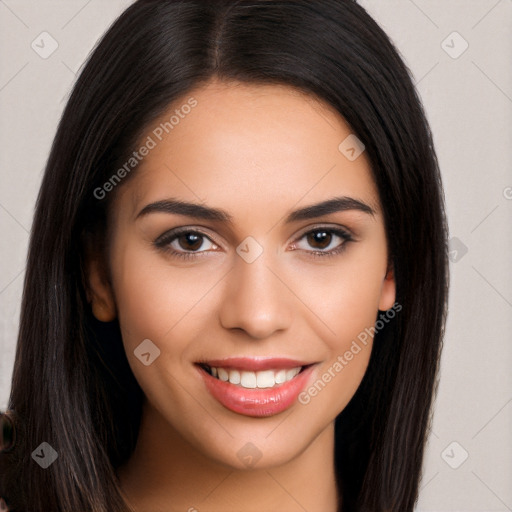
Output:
[86, 79, 395, 512]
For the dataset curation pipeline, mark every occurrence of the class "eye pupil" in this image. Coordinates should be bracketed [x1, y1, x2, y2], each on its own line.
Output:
[307, 231, 332, 249]
[178, 233, 203, 251]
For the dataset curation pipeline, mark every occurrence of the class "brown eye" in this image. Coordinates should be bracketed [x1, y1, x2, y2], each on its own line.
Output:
[306, 231, 332, 250]
[293, 227, 353, 256]
[177, 233, 204, 251]
[154, 228, 220, 258]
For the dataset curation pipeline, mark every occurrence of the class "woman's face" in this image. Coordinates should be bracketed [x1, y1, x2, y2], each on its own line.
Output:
[89, 80, 395, 469]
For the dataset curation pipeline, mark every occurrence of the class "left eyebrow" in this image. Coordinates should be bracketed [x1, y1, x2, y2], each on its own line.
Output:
[135, 196, 376, 223]
[284, 196, 376, 223]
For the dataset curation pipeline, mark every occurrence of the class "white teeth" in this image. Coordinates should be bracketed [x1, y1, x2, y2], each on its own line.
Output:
[286, 368, 300, 380]
[208, 366, 303, 389]
[275, 369, 286, 384]
[240, 371, 257, 389]
[228, 369, 241, 385]
[217, 368, 229, 382]
[256, 370, 275, 388]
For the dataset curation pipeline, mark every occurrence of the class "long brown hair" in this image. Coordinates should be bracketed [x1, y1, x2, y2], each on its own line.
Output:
[0, 1, 448, 510]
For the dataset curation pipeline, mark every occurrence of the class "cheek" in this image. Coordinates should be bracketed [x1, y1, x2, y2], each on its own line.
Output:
[295, 275, 378, 426]
[289, 242, 387, 344]
[107, 241, 213, 412]
[109, 238, 221, 350]
[289, 242, 387, 417]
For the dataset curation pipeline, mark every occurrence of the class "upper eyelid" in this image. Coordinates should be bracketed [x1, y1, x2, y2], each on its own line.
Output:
[154, 225, 219, 246]
[293, 223, 352, 237]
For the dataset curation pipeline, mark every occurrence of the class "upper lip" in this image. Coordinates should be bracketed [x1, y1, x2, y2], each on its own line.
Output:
[197, 357, 314, 372]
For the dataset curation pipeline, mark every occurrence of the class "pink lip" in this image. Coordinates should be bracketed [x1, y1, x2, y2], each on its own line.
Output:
[198, 357, 312, 372]
[197, 361, 316, 418]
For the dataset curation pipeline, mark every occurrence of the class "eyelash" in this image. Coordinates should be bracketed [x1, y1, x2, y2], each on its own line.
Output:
[154, 226, 354, 261]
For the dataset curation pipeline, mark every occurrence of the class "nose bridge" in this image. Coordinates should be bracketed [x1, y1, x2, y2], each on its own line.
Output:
[218, 248, 293, 338]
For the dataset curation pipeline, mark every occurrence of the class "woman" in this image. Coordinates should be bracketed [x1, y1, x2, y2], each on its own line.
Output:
[0, 0, 448, 510]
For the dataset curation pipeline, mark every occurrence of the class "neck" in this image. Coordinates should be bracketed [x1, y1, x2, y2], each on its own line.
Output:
[117, 402, 340, 512]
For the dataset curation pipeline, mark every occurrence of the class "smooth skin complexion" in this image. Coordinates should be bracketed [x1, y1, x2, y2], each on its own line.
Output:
[86, 80, 396, 512]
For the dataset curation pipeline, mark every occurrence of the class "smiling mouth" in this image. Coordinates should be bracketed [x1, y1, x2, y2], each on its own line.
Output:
[196, 359, 316, 417]
[199, 364, 307, 389]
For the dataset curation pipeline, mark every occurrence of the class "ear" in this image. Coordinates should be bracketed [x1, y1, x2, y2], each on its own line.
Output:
[83, 234, 117, 322]
[378, 262, 396, 311]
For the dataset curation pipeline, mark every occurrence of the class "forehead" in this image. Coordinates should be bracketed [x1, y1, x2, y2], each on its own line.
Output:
[115, 80, 380, 221]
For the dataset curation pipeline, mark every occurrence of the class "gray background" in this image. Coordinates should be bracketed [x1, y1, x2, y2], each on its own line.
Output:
[0, 1, 511, 510]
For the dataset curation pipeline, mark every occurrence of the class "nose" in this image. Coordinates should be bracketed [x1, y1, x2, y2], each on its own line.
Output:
[218, 252, 293, 339]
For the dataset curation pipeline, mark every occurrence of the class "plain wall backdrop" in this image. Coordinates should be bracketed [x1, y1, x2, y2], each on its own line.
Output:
[0, 1, 511, 510]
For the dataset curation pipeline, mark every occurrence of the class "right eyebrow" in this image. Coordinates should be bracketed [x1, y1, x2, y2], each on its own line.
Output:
[136, 199, 233, 223]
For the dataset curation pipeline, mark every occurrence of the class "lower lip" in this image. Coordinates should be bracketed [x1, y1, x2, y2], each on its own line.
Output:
[198, 365, 315, 417]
